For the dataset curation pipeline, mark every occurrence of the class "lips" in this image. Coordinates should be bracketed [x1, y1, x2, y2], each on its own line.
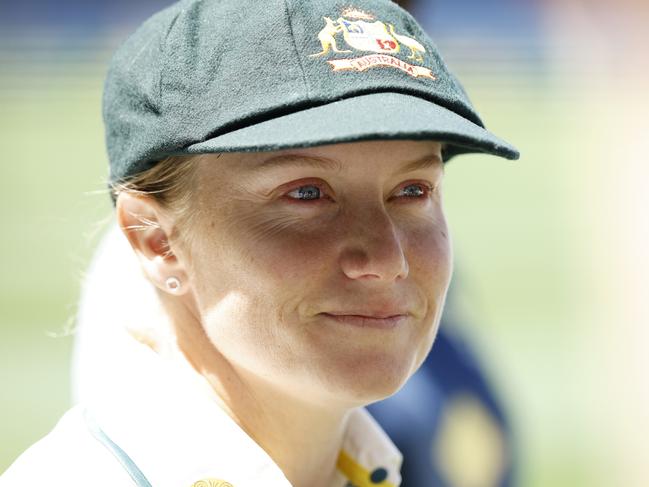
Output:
[324, 310, 408, 319]
[319, 312, 409, 329]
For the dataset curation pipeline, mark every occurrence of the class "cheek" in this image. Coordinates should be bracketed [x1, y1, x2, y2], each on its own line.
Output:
[231, 210, 337, 283]
[404, 210, 453, 285]
[405, 214, 453, 359]
[188, 209, 338, 321]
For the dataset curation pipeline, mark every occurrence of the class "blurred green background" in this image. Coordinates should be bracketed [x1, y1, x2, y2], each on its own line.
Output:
[1, 1, 647, 486]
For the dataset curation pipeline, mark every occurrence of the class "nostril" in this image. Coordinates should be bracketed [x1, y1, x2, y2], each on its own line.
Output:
[338, 241, 408, 282]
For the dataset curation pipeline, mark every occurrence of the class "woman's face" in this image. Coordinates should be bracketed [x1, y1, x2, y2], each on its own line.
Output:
[179, 139, 452, 406]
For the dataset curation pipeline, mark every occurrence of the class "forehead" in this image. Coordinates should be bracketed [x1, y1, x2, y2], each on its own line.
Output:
[199, 139, 444, 175]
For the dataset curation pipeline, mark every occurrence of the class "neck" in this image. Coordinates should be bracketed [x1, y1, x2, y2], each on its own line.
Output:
[165, 297, 352, 487]
[222, 368, 351, 487]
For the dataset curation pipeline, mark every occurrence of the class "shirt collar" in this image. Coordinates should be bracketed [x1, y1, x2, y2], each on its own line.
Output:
[86, 334, 402, 487]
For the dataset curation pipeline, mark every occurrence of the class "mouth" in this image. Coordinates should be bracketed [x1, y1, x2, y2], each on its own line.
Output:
[319, 313, 408, 329]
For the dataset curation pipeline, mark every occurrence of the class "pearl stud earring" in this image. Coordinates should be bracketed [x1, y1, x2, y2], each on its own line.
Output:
[165, 276, 181, 292]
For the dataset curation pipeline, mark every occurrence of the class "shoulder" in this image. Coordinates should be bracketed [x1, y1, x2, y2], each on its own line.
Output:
[0, 405, 134, 487]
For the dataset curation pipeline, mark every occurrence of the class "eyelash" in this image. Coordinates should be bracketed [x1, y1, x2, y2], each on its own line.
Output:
[281, 179, 435, 204]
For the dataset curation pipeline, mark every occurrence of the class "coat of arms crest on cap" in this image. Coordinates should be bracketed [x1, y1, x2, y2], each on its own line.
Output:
[310, 7, 435, 80]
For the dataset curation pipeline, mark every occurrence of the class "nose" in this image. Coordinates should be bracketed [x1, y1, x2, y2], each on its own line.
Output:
[338, 206, 409, 282]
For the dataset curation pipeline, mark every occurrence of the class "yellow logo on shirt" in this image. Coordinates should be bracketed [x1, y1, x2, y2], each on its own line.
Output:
[191, 479, 234, 487]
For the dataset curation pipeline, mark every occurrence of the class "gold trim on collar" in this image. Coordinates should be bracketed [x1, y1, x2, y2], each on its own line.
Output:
[337, 449, 395, 487]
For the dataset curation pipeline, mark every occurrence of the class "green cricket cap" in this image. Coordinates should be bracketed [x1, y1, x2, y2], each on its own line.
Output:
[104, 0, 520, 185]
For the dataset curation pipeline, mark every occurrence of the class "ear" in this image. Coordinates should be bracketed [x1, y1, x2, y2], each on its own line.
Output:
[116, 192, 190, 296]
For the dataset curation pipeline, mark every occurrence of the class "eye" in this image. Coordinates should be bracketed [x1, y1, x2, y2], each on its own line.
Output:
[393, 182, 435, 200]
[283, 181, 331, 203]
[281, 180, 435, 204]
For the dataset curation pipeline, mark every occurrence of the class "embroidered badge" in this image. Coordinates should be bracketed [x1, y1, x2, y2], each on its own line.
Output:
[309, 7, 435, 80]
[190, 480, 235, 487]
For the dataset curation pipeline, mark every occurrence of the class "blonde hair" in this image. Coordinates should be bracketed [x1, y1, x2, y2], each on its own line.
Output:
[109, 154, 207, 253]
[110, 155, 198, 212]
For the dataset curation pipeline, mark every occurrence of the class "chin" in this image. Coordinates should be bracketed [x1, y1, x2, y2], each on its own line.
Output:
[318, 352, 417, 407]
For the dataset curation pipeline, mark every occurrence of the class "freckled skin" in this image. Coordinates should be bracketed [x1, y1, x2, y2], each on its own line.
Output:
[175, 140, 453, 407]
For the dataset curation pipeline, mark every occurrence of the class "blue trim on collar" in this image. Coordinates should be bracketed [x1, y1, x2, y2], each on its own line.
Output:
[83, 407, 154, 487]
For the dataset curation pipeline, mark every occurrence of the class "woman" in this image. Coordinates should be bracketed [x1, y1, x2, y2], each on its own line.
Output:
[0, 0, 518, 486]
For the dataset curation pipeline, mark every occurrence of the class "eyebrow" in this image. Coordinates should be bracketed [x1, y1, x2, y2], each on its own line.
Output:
[398, 154, 443, 174]
[251, 153, 443, 174]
